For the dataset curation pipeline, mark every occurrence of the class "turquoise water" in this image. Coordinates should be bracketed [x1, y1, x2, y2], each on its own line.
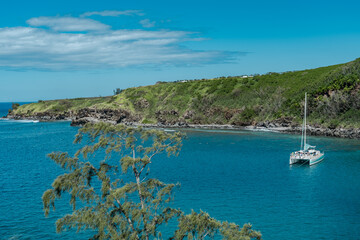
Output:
[0, 102, 33, 118]
[1, 102, 360, 239]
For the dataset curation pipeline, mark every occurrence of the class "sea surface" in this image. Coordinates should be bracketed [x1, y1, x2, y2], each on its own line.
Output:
[0, 102, 360, 239]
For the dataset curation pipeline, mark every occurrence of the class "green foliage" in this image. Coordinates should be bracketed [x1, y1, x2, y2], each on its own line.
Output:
[8, 103, 20, 113]
[113, 88, 124, 95]
[12, 102, 20, 110]
[15, 58, 360, 128]
[173, 211, 261, 240]
[240, 108, 256, 122]
[328, 119, 340, 129]
[141, 118, 156, 124]
[43, 123, 261, 239]
[174, 210, 221, 239]
[221, 223, 262, 240]
[43, 122, 185, 239]
[338, 109, 360, 127]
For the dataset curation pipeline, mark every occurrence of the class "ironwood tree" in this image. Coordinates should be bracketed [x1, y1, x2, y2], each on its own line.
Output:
[42, 122, 261, 239]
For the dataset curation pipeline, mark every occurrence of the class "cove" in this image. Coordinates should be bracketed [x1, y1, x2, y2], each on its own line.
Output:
[0, 118, 359, 239]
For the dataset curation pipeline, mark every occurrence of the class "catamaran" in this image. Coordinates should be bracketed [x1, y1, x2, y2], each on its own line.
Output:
[289, 93, 324, 166]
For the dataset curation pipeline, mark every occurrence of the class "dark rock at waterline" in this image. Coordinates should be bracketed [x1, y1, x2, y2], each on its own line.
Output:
[284, 125, 360, 139]
[6, 109, 360, 139]
[273, 117, 294, 127]
[69, 108, 140, 126]
[6, 111, 71, 121]
[173, 121, 189, 127]
[70, 117, 92, 126]
[74, 108, 139, 123]
[6, 107, 140, 125]
[232, 120, 251, 126]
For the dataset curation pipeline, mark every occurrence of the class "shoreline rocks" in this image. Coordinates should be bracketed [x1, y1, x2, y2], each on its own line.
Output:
[5, 108, 360, 139]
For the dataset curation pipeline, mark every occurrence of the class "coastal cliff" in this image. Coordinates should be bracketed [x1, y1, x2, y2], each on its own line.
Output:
[6, 58, 360, 139]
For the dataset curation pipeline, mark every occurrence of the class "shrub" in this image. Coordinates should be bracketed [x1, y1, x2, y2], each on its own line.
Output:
[12, 103, 20, 110]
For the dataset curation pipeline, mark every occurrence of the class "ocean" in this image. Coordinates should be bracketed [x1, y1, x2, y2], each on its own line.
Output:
[0, 102, 33, 118]
[0, 102, 360, 239]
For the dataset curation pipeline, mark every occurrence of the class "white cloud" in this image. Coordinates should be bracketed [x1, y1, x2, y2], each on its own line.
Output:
[140, 19, 156, 28]
[80, 10, 143, 17]
[0, 14, 234, 71]
[27, 17, 109, 32]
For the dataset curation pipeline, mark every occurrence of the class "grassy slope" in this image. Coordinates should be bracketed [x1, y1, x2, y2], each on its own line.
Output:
[12, 58, 360, 128]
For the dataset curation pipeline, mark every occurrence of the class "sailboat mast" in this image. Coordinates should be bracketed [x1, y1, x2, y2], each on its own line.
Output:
[304, 93, 307, 150]
[300, 117, 304, 150]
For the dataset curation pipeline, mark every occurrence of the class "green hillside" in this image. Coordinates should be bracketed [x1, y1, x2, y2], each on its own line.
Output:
[11, 58, 360, 128]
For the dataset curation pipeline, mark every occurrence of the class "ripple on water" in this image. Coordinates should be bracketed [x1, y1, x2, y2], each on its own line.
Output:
[0, 122, 360, 239]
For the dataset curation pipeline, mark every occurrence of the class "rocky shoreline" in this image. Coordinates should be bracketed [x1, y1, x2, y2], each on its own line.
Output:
[125, 122, 360, 139]
[4, 108, 360, 139]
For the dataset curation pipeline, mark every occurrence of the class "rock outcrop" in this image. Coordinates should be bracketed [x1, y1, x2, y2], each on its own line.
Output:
[7, 111, 70, 121]
[6, 109, 360, 139]
[7, 108, 141, 127]
[253, 118, 360, 139]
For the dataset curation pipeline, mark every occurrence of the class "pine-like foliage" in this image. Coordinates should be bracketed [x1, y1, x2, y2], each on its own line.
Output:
[173, 211, 261, 240]
[43, 122, 184, 239]
[42, 122, 261, 239]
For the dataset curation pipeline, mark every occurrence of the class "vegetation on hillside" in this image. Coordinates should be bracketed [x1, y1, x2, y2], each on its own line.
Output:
[12, 58, 360, 128]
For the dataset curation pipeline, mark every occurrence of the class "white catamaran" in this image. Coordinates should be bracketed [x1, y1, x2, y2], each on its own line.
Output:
[289, 93, 324, 166]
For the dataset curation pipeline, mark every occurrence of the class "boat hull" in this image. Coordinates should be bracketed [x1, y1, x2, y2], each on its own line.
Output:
[309, 153, 325, 165]
[289, 153, 324, 166]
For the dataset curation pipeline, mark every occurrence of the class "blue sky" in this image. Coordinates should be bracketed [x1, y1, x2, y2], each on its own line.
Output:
[1, 0, 360, 101]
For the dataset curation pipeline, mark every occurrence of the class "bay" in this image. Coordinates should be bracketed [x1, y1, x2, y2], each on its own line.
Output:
[0, 115, 359, 239]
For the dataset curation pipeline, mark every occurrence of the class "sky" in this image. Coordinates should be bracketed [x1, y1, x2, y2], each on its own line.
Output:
[1, 0, 360, 101]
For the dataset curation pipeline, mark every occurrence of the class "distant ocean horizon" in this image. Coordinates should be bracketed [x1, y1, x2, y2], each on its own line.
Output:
[0, 102, 33, 117]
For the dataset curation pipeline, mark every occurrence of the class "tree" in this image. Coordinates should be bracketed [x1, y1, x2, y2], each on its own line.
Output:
[173, 210, 221, 239]
[43, 122, 261, 239]
[113, 88, 123, 95]
[9, 102, 20, 113]
[173, 211, 261, 240]
[12, 102, 20, 110]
